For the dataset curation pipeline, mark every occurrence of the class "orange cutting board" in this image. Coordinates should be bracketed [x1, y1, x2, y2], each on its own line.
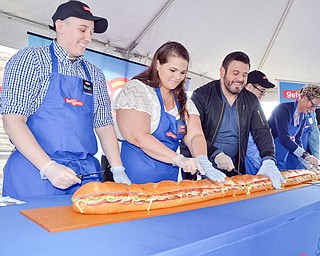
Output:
[20, 184, 310, 233]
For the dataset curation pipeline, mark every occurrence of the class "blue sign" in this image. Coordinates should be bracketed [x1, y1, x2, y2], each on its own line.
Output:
[278, 80, 306, 103]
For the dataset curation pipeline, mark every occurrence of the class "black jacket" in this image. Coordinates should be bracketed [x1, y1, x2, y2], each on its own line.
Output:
[181, 80, 275, 174]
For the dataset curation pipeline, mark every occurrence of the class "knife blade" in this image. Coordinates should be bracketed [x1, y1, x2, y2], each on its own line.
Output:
[230, 168, 243, 176]
[216, 167, 243, 176]
[77, 171, 105, 179]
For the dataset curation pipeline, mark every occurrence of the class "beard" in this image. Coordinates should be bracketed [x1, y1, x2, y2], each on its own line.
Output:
[223, 73, 245, 95]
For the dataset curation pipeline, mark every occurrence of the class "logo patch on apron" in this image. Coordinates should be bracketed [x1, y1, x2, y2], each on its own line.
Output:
[166, 131, 178, 139]
[83, 80, 93, 95]
[64, 97, 84, 106]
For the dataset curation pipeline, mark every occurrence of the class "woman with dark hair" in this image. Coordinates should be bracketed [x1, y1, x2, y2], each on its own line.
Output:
[113, 41, 225, 184]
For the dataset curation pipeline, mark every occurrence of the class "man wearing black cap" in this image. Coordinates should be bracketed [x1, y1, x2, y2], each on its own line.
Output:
[245, 70, 276, 174]
[0, 1, 131, 199]
[246, 70, 276, 100]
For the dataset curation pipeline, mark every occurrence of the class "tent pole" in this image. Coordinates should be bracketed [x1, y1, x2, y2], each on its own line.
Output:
[124, 0, 174, 58]
[258, 0, 294, 70]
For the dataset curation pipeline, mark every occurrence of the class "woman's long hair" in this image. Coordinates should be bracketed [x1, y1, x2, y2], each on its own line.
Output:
[133, 41, 190, 123]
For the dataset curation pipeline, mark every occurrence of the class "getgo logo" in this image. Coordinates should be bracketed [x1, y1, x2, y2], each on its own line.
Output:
[64, 97, 84, 107]
[283, 90, 300, 99]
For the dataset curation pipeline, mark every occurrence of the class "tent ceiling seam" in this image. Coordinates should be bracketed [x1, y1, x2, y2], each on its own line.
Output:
[258, 0, 294, 70]
[123, 0, 174, 57]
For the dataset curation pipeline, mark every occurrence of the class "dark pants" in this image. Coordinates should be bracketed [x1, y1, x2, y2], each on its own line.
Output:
[101, 155, 113, 182]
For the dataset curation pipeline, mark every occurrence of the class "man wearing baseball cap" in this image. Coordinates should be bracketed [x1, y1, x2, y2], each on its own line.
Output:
[246, 70, 276, 100]
[0, 1, 131, 199]
[245, 70, 276, 174]
[49, 0, 108, 33]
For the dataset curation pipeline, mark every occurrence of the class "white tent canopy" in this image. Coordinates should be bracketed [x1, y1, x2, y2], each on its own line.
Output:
[1, 0, 320, 102]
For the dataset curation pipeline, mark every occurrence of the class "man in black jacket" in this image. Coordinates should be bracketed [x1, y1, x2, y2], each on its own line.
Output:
[181, 51, 285, 189]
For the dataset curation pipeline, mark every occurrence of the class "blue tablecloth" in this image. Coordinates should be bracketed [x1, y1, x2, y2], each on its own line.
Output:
[1, 185, 320, 256]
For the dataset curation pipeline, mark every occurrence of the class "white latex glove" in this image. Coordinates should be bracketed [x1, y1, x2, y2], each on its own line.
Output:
[41, 161, 81, 189]
[110, 166, 132, 185]
[257, 159, 286, 189]
[305, 155, 319, 168]
[172, 154, 204, 175]
[197, 156, 226, 182]
[300, 158, 313, 169]
[214, 152, 235, 171]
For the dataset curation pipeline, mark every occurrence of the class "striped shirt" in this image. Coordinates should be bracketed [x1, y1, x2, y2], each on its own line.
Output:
[0, 40, 113, 128]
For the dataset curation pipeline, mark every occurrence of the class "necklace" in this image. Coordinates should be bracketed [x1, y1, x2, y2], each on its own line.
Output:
[162, 92, 172, 104]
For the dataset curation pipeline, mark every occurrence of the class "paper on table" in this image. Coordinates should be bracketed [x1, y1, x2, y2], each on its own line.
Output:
[0, 196, 25, 207]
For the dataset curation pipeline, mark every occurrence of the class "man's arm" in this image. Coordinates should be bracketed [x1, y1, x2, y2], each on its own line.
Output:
[273, 104, 303, 154]
[95, 125, 131, 185]
[95, 125, 122, 167]
[191, 83, 220, 159]
[3, 114, 51, 172]
[251, 101, 279, 159]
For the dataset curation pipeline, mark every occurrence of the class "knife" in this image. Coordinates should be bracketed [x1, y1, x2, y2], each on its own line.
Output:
[216, 167, 243, 176]
[77, 171, 105, 179]
[230, 168, 243, 176]
[197, 167, 243, 180]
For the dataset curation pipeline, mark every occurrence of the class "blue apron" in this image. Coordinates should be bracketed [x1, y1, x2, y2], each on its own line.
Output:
[300, 112, 312, 150]
[121, 87, 185, 184]
[3, 43, 100, 199]
[274, 102, 304, 170]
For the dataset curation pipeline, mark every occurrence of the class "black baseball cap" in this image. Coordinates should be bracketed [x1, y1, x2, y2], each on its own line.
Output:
[49, 1, 108, 33]
[247, 70, 276, 89]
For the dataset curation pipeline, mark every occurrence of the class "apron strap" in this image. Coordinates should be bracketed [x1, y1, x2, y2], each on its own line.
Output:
[49, 42, 58, 73]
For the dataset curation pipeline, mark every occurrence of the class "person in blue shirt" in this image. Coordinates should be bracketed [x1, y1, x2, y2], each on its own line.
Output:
[286, 110, 320, 169]
[181, 52, 286, 189]
[244, 70, 276, 174]
[268, 84, 320, 170]
[0, 1, 130, 199]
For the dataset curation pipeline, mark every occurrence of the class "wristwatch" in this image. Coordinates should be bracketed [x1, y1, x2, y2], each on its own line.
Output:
[301, 152, 310, 159]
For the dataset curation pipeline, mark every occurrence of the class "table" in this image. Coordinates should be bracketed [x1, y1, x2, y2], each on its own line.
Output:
[1, 185, 320, 256]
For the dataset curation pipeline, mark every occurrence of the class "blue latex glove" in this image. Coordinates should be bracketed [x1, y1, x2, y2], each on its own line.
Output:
[257, 159, 286, 189]
[110, 166, 132, 185]
[197, 156, 226, 182]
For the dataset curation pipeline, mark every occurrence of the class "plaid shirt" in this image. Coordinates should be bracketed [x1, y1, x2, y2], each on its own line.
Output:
[0, 40, 113, 128]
